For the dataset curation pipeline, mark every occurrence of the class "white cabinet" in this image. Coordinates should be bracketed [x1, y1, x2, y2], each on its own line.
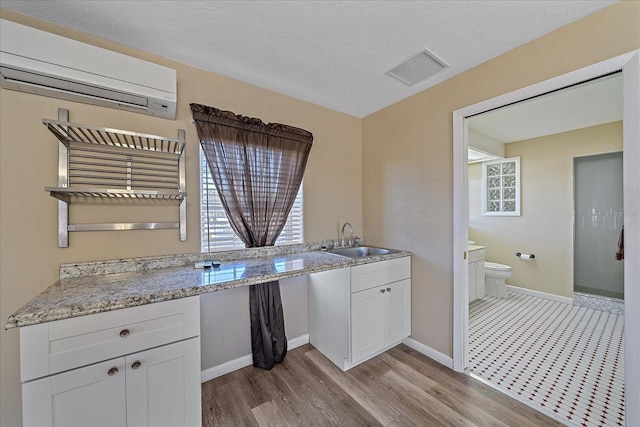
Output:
[351, 278, 411, 364]
[20, 297, 201, 427]
[468, 247, 485, 303]
[309, 256, 411, 371]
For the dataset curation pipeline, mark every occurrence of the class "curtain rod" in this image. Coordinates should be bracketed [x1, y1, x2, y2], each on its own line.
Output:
[191, 120, 313, 145]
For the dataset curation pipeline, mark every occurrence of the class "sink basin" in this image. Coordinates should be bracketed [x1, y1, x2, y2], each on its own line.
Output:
[328, 246, 397, 259]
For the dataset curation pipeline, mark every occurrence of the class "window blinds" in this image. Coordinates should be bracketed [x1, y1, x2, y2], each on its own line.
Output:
[200, 148, 303, 252]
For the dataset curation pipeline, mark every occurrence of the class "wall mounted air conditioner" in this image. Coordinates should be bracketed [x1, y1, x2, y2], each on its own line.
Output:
[0, 19, 177, 119]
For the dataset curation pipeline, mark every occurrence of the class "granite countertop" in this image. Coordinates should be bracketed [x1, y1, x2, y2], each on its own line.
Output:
[6, 247, 410, 329]
[468, 244, 485, 251]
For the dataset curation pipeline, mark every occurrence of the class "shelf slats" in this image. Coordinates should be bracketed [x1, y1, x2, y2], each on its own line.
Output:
[45, 187, 186, 201]
[43, 109, 187, 247]
[43, 119, 185, 154]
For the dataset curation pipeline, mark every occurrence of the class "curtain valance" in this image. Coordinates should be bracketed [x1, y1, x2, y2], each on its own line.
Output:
[190, 103, 313, 145]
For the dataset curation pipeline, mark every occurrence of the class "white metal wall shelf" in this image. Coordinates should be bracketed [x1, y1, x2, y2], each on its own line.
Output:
[45, 109, 187, 247]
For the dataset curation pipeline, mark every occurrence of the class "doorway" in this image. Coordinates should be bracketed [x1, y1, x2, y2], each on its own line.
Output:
[464, 75, 625, 426]
[574, 151, 624, 299]
[452, 51, 640, 426]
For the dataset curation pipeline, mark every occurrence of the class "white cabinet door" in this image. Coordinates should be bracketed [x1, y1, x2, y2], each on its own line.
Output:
[23, 339, 200, 427]
[351, 286, 385, 364]
[126, 338, 201, 427]
[384, 279, 411, 345]
[22, 358, 126, 427]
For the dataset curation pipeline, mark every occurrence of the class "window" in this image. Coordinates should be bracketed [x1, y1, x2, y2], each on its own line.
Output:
[200, 147, 303, 252]
[482, 156, 520, 216]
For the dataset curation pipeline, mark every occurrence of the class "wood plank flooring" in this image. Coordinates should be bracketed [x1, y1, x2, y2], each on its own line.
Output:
[201, 344, 563, 426]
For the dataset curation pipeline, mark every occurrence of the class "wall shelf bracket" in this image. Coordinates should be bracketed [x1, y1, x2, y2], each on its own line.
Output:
[45, 108, 187, 247]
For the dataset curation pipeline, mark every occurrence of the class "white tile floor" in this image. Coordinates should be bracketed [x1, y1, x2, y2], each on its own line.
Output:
[469, 291, 625, 427]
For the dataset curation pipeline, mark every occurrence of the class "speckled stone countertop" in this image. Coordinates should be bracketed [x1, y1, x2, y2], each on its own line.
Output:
[6, 246, 410, 329]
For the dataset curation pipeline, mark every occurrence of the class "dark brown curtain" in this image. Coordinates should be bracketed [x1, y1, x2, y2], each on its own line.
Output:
[190, 103, 313, 369]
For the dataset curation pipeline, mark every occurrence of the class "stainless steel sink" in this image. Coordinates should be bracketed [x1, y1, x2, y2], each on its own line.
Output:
[328, 246, 398, 259]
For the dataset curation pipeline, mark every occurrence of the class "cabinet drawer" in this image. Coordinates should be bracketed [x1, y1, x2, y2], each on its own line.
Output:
[468, 249, 485, 263]
[351, 256, 410, 293]
[20, 297, 200, 382]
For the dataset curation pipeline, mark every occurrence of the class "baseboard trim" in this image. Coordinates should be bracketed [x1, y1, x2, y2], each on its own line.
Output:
[200, 334, 310, 383]
[401, 337, 453, 369]
[506, 285, 573, 305]
[287, 334, 311, 350]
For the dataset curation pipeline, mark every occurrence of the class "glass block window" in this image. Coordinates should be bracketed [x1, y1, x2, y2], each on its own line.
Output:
[482, 157, 520, 216]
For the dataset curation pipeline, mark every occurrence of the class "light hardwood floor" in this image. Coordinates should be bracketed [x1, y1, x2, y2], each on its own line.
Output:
[201, 344, 562, 426]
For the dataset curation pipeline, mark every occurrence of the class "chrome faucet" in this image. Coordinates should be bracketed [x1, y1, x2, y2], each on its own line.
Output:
[340, 222, 353, 247]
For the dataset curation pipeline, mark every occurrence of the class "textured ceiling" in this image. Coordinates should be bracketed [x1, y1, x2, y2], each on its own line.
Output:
[1, 1, 617, 117]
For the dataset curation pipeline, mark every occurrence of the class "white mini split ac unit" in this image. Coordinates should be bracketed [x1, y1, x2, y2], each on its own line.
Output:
[0, 19, 177, 120]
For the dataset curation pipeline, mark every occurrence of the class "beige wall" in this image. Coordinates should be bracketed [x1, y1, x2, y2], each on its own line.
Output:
[469, 122, 623, 298]
[362, 2, 639, 357]
[0, 10, 362, 426]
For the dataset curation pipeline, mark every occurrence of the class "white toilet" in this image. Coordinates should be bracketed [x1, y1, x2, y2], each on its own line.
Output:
[484, 262, 511, 298]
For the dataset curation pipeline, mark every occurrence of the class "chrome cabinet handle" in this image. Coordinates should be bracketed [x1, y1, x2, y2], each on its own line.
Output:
[119, 329, 130, 338]
[131, 360, 141, 370]
[380, 289, 386, 293]
[387, 287, 392, 292]
[108, 367, 119, 376]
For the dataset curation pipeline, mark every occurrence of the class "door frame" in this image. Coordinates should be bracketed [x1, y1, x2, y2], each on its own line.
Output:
[452, 51, 639, 424]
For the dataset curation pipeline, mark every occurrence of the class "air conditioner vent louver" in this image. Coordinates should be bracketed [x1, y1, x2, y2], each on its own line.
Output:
[386, 49, 449, 86]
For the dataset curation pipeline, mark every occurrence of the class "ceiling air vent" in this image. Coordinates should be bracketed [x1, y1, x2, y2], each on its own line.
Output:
[386, 48, 449, 86]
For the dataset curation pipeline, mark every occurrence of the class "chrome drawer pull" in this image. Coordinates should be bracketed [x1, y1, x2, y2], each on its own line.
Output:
[119, 329, 130, 338]
[387, 287, 392, 292]
[131, 361, 141, 370]
[380, 289, 386, 293]
[107, 367, 119, 376]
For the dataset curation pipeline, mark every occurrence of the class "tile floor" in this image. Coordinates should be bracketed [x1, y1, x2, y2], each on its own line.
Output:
[469, 291, 625, 427]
